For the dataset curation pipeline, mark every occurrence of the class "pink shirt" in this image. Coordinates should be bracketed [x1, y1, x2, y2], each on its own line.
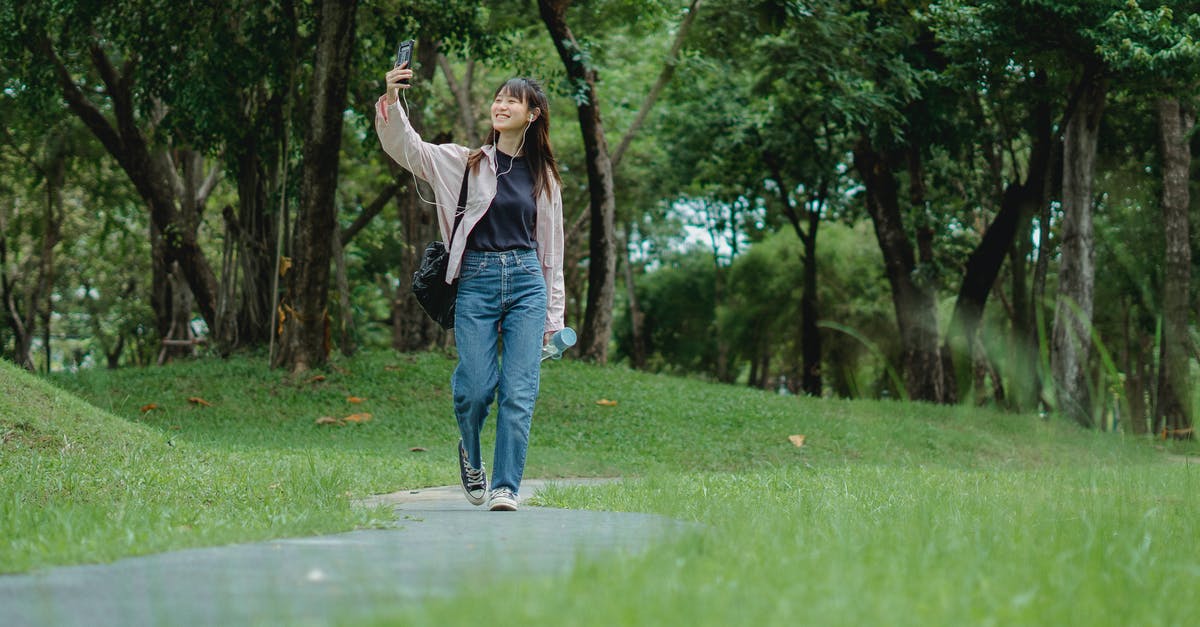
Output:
[375, 96, 566, 333]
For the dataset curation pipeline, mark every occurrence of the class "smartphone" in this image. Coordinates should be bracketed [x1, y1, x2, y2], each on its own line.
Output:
[394, 39, 414, 85]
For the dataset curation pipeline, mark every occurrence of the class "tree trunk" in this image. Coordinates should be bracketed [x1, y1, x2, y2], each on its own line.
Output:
[1154, 97, 1193, 439]
[800, 203, 822, 396]
[1009, 225, 1038, 410]
[1118, 303, 1147, 433]
[158, 262, 198, 364]
[230, 136, 278, 348]
[1052, 75, 1105, 427]
[106, 334, 126, 369]
[37, 138, 66, 372]
[331, 230, 356, 357]
[274, 0, 357, 372]
[539, 0, 618, 364]
[766, 157, 824, 397]
[1008, 111, 1055, 413]
[621, 221, 647, 369]
[1, 209, 35, 371]
[946, 87, 1052, 405]
[392, 184, 442, 352]
[152, 149, 215, 363]
[0, 204, 17, 367]
[853, 139, 946, 402]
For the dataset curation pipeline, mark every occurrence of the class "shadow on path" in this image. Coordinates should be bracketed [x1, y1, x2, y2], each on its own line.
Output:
[1, 479, 680, 626]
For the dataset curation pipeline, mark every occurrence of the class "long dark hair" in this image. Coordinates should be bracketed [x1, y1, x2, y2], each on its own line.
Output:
[467, 77, 561, 201]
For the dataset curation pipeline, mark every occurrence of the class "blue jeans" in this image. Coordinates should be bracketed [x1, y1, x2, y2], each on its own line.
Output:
[452, 249, 547, 493]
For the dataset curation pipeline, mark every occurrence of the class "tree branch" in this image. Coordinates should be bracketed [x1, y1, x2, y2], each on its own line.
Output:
[611, 0, 702, 169]
[438, 53, 480, 146]
[31, 32, 124, 159]
[340, 182, 402, 246]
[197, 161, 222, 207]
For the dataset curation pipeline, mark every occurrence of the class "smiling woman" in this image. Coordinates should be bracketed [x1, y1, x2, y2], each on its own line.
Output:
[376, 56, 565, 513]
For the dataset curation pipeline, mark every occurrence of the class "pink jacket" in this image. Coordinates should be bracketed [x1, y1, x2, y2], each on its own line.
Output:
[375, 96, 566, 333]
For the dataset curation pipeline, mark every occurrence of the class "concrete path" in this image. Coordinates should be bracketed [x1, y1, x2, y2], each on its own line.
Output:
[1, 479, 680, 626]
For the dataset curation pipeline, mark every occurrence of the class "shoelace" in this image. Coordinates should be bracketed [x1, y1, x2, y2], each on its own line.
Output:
[491, 488, 515, 501]
[465, 466, 486, 486]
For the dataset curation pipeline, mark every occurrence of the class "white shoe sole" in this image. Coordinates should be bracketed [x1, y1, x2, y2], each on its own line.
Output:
[463, 488, 487, 506]
[488, 496, 518, 511]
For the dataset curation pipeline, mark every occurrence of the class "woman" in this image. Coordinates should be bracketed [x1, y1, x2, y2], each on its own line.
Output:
[376, 64, 565, 512]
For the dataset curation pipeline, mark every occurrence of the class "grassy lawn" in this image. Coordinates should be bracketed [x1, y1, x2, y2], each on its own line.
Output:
[3, 351, 1197, 625]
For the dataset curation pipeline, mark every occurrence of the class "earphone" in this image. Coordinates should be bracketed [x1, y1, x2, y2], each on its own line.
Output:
[395, 90, 534, 209]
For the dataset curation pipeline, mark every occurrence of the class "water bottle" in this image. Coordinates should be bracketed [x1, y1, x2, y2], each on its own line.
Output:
[541, 327, 577, 361]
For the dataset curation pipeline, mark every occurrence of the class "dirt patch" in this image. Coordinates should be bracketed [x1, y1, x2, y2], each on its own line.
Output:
[0, 420, 56, 451]
[1166, 454, 1200, 464]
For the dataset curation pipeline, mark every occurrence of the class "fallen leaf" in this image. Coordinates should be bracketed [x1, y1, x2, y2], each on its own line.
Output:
[307, 374, 326, 384]
[344, 413, 372, 423]
[410, 447, 427, 452]
[187, 397, 212, 407]
[315, 416, 343, 426]
[140, 403, 158, 413]
[384, 365, 403, 372]
[595, 399, 618, 407]
[788, 434, 806, 448]
[346, 396, 365, 404]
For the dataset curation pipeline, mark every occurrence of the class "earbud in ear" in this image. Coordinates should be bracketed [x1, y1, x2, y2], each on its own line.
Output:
[528, 114, 535, 122]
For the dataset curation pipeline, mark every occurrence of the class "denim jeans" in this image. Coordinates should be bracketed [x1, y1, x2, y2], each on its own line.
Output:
[452, 248, 547, 493]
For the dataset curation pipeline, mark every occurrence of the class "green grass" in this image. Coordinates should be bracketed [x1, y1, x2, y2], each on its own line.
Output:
[3, 350, 1198, 625]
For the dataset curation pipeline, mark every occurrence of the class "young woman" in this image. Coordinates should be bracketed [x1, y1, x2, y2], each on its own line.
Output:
[376, 65, 565, 512]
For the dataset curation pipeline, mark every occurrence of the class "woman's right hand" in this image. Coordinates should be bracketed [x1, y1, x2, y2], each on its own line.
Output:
[385, 64, 414, 105]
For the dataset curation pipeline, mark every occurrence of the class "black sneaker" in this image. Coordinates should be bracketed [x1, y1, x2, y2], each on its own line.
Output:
[458, 442, 487, 506]
[488, 487, 518, 511]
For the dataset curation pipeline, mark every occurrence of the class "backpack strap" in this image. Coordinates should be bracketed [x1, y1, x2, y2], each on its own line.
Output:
[450, 163, 469, 241]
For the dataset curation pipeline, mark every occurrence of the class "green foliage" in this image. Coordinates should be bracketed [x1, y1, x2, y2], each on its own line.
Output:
[1094, 0, 1200, 89]
[617, 250, 719, 374]
[619, 223, 899, 395]
[0, 0, 1197, 428]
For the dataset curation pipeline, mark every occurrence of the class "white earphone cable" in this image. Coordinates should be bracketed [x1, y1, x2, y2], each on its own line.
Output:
[494, 118, 532, 179]
[395, 90, 533, 218]
[397, 89, 444, 210]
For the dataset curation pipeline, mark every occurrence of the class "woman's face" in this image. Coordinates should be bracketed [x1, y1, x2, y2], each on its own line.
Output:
[490, 89, 532, 133]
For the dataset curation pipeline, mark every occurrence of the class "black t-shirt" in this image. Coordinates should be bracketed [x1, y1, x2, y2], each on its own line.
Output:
[467, 150, 538, 252]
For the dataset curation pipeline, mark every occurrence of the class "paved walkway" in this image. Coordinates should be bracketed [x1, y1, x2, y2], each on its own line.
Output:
[1, 479, 680, 626]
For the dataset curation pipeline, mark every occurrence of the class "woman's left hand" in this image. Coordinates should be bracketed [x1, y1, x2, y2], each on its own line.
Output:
[543, 331, 553, 346]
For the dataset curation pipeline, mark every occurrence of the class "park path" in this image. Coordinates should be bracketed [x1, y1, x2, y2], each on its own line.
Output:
[1, 479, 680, 626]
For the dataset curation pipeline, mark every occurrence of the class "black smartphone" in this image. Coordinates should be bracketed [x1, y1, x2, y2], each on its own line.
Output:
[394, 39, 414, 85]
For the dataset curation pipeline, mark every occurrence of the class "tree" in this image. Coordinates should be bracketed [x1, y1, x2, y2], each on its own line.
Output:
[538, 0, 619, 363]
[644, 0, 860, 393]
[274, 0, 358, 372]
[839, 0, 956, 403]
[0, 123, 68, 371]
[1052, 68, 1106, 426]
[4, 3, 227, 352]
[1094, 1, 1200, 437]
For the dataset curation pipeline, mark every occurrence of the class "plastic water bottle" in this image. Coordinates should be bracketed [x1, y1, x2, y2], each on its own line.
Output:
[541, 327, 577, 361]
